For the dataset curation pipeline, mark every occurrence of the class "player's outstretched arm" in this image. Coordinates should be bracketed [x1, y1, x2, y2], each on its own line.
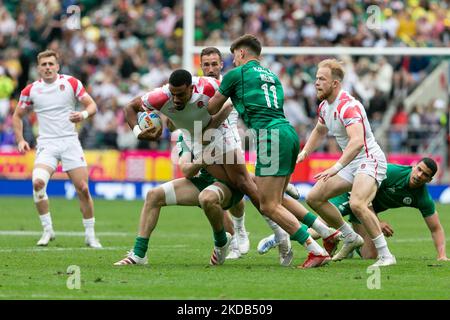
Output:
[12, 104, 30, 154]
[314, 123, 364, 181]
[69, 94, 97, 123]
[424, 212, 449, 261]
[297, 121, 328, 163]
[203, 101, 233, 135]
[207, 91, 228, 116]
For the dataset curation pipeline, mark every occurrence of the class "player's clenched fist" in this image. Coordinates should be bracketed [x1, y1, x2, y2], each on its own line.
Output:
[138, 126, 162, 141]
[17, 140, 31, 154]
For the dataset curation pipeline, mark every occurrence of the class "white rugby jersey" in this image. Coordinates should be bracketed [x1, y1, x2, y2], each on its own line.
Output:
[141, 76, 232, 142]
[18, 74, 87, 141]
[317, 90, 383, 159]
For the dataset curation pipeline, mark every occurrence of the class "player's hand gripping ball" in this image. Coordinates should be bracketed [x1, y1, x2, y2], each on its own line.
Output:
[138, 111, 162, 131]
[137, 111, 163, 140]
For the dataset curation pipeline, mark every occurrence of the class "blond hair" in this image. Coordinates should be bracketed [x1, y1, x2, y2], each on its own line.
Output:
[318, 59, 345, 81]
[37, 50, 59, 63]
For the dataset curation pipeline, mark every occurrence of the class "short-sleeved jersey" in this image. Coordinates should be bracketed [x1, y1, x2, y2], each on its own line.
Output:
[318, 90, 383, 159]
[18, 74, 87, 141]
[141, 77, 222, 142]
[219, 60, 289, 130]
[372, 164, 435, 217]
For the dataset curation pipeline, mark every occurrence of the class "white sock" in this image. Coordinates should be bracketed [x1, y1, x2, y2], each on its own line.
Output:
[312, 219, 333, 239]
[83, 217, 95, 238]
[232, 213, 245, 229]
[372, 234, 392, 257]
[39, 213, 53, 231]
[338, 222, 356, 240]
[304, 236, 326, 255]
[264, 216, 288, 242]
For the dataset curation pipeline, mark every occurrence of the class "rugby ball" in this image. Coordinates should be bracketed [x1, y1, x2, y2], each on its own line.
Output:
[138, 111, 162, 131]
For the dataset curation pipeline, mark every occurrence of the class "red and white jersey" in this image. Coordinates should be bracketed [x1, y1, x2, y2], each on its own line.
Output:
[317, 90, 383, 159]
[18, 74, 87, 141]
[141, 76, 225, 140]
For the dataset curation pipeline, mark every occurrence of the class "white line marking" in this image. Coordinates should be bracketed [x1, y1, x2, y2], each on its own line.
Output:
[0, 231, 131, 237]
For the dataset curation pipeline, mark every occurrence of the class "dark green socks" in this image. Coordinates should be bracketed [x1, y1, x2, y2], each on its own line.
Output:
[213, 228, 228, 247]
[290, 224, 310, 245]
[134, 236, 149, 258]
[302, 212, 317, 228]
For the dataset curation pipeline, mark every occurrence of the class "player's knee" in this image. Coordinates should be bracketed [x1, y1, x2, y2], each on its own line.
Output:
[33, 179, 45, 191]
[306, 192, 321, 209]
[259, 201, 277, 217]
[146, 188, 165, 207]
[32, 168, 50, 203]
[199, 190, 219, 211]
[349, 199, 365, 216]
[75, 181, 90, 198]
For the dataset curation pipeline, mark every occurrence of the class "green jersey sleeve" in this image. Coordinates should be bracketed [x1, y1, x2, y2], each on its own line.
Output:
[219, 67, 241, 98]
[417, 188, 436, 217]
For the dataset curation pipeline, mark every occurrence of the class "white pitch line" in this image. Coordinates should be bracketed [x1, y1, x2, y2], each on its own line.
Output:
[0, 244, 188, 253]
[0, 231, 131, 237]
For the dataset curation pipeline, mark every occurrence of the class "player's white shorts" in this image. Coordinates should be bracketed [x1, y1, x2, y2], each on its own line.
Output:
[337, 150, 387, 186]
[35, 137, 87, 172]
[190, 126, 241, 165]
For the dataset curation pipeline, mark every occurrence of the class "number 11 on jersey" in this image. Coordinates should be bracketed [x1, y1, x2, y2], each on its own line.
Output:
[261, 83, 279, 109]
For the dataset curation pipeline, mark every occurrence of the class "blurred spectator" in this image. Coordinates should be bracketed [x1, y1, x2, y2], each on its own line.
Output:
[389, 103, 409, 152]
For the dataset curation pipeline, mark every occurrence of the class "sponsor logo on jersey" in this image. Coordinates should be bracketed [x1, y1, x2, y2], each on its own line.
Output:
[197, 101, 204, 108]
[360, 163, 366, 169]
[387, 187, 395, 193]
[403, 197, 412, 205]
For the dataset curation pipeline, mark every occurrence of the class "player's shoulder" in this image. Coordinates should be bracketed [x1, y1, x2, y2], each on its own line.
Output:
[193, 76, 220, 98]
[142, 86, 171, 110]
[21, 78, 46, 95]
[387, 163, 411, 173]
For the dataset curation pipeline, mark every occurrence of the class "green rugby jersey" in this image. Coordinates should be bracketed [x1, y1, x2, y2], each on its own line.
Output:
[219, 60, 290, 129]
[373, 164, 435, 217]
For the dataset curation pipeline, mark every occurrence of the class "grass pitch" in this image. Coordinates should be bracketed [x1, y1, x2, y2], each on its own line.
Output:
[0, 197, 449, 300]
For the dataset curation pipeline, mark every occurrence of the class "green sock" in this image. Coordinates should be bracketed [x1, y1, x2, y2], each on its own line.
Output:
[213, 228, 227, 247]
[290, 224, 310, 245]
[133, 236, 149, 258]
[302, 212, 317, 228]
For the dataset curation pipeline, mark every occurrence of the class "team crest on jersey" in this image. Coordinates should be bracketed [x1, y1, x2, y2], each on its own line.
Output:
[60, 84, 65, 91]
[197, 101, 204, 108]
[403, 197, 412, 205]
[360, 163, 366, 169]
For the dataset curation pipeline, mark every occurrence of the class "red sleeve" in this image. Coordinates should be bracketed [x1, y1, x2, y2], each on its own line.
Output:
[67, 76, 87, 100]
[342, 105, 363, 127]
[317, 101, 325, 124]
[198, 77, 219, 98]
[141, 88, 170, 111]
[18, 84, 34, 108]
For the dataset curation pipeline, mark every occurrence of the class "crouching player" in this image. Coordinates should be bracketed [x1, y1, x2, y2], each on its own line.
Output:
[329, 158, 448, 261]
[114, 135, 244, 266]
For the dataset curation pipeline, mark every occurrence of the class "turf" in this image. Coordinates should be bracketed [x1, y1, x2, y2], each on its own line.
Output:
[0, 197, 449, 300]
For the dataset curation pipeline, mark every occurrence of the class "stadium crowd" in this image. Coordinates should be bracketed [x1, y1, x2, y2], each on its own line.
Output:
[0, 0, 449, 155]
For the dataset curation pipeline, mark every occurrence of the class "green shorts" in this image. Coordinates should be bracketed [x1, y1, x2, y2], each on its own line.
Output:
[329, 192, 360, 224]
[188, 174, 244, 210]
[255, 124, 300, 177]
